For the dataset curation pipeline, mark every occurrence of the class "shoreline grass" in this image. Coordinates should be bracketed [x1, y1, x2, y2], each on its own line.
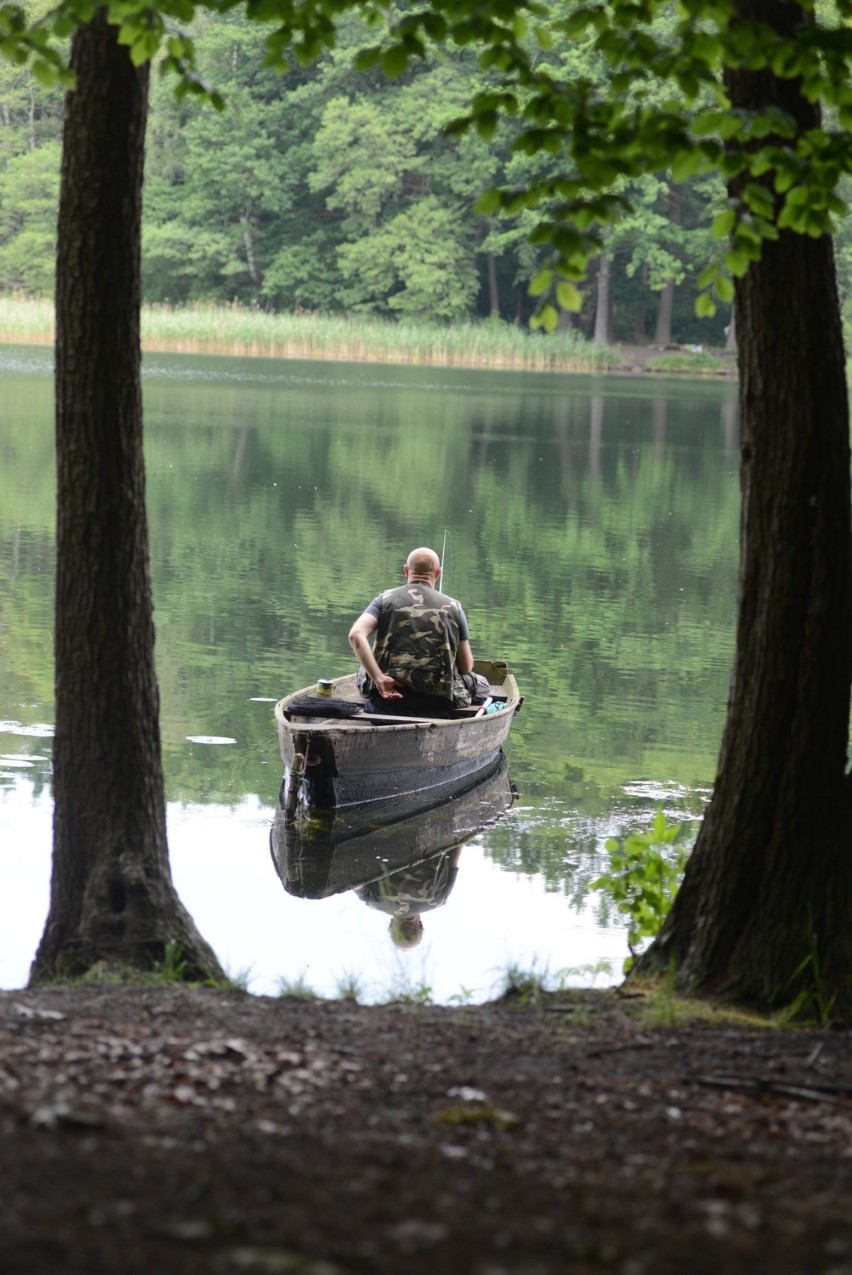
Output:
[0, 293, 625, 373]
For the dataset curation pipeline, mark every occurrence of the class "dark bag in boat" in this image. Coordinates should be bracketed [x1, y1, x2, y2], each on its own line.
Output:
[454, 671, 491, 707]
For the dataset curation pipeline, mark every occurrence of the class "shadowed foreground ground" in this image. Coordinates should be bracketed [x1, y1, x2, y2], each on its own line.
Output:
[1, 985, 850, 1274]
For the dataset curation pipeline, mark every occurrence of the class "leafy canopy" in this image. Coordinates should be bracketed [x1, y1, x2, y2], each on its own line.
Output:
[4, 0, 852, 321]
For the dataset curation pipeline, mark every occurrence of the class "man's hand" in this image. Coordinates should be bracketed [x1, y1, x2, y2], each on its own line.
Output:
[374, 673, 403, 699]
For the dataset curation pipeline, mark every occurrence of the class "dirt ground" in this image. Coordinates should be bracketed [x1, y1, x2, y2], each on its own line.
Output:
[1, 983, 850, 1275]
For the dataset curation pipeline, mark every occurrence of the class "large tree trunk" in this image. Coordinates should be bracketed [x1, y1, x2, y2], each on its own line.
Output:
[637, 0, 852, 1017]
[31, 12, 223, 983]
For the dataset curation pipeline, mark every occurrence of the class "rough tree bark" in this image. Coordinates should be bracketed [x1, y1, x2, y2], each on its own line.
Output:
[638, 0, 852, 1017]
[30, 12, 223, 983]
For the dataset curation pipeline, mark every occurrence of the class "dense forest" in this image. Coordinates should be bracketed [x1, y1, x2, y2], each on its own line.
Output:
[0, 5, 760, 347]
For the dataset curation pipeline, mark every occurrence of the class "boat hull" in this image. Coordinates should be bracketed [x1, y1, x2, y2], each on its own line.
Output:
[275, 659, 521, 811]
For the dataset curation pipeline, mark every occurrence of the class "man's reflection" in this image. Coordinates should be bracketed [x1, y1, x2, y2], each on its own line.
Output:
[270, 754, 516, 937]
[355, 846, 463, 948]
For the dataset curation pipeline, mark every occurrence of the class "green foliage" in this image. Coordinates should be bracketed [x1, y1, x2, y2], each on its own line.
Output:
[447, 985, 476, 1005]
[0, 4, 735, 340]
[644, 350, 729, 374]
[334, 973, 363, 1002]
[591, 810, 689, 972]
[4, 0, 852, 332]
[386, 981, 434, 1005]
[152, 940, 247, 987]
[774, 910, 849, 1028]
[0, 140, 60, 293]
[56, 941, 246, 988]
[277, 973, 318, 999]
[494, 959, 551, 1004]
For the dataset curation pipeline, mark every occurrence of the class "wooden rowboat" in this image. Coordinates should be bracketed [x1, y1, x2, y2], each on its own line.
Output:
[274, 658, 522, 813]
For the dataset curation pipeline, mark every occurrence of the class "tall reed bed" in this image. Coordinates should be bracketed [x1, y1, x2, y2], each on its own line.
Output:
[0, 294, 619, 372]
[140, 304, 618, 370]
[0, 295, 54, 344]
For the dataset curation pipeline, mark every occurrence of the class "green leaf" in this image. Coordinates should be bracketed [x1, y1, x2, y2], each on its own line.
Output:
[528, 268, 553, 297]
[475, 111, 498, 141]
[714, 275, 735, 303]
[474, 188, 502, 215]
[711, 208, 736, 239]
[354, 46, 381, 72]
[670, 148, 708, 182]
[537, 302, 559, 332]
[381, 44, 409, 79]
[31, 58, 58, 88]
[555, 280, 582, 312]
[695, 291, 717, 317]
[725, 248, 751, 276]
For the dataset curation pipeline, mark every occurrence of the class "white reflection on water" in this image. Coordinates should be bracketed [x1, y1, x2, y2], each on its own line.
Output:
[1, 780, 627, 1001]
[0, 721, 54, 738]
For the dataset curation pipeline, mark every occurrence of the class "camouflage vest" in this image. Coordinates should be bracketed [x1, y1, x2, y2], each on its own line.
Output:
[373, 583, 462, 702]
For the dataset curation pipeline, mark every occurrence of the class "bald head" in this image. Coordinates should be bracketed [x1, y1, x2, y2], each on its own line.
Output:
[405, 546, 441, 580]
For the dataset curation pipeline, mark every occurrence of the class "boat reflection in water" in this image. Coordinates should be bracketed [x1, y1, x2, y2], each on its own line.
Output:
[270, 754, 517, 945]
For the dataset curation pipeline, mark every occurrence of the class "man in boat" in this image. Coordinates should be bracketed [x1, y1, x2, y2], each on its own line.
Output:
[348, 545, 474, 718]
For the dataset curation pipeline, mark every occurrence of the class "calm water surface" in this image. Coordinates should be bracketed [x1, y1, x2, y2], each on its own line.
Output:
[0, 345, 739, 1000]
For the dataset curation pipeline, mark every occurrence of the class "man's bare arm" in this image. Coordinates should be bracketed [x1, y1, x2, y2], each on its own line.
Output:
[348, 613, 402, 699]
[456, 639, 474, 675]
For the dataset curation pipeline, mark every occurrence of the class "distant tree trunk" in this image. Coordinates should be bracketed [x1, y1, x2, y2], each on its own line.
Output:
[31, 12, 223, 983]
[634, 261, 648, 342]
[486, 251, 500, 317]
[241, 213, 260, 287]
[28, 84, 36, 152]
[653, 278, 675, 345]
[637, 0, 852, 1016]
[593, 255, 611, 344]
[725, 307, 737, 351]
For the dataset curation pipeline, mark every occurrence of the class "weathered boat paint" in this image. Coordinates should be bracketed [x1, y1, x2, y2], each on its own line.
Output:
[274, 659, 521, 811]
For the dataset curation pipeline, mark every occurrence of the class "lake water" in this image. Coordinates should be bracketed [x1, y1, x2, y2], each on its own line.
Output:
[0, 344, 740, 1001]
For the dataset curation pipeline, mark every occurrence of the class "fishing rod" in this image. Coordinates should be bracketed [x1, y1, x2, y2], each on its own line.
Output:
[439, 528, 449, 591]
